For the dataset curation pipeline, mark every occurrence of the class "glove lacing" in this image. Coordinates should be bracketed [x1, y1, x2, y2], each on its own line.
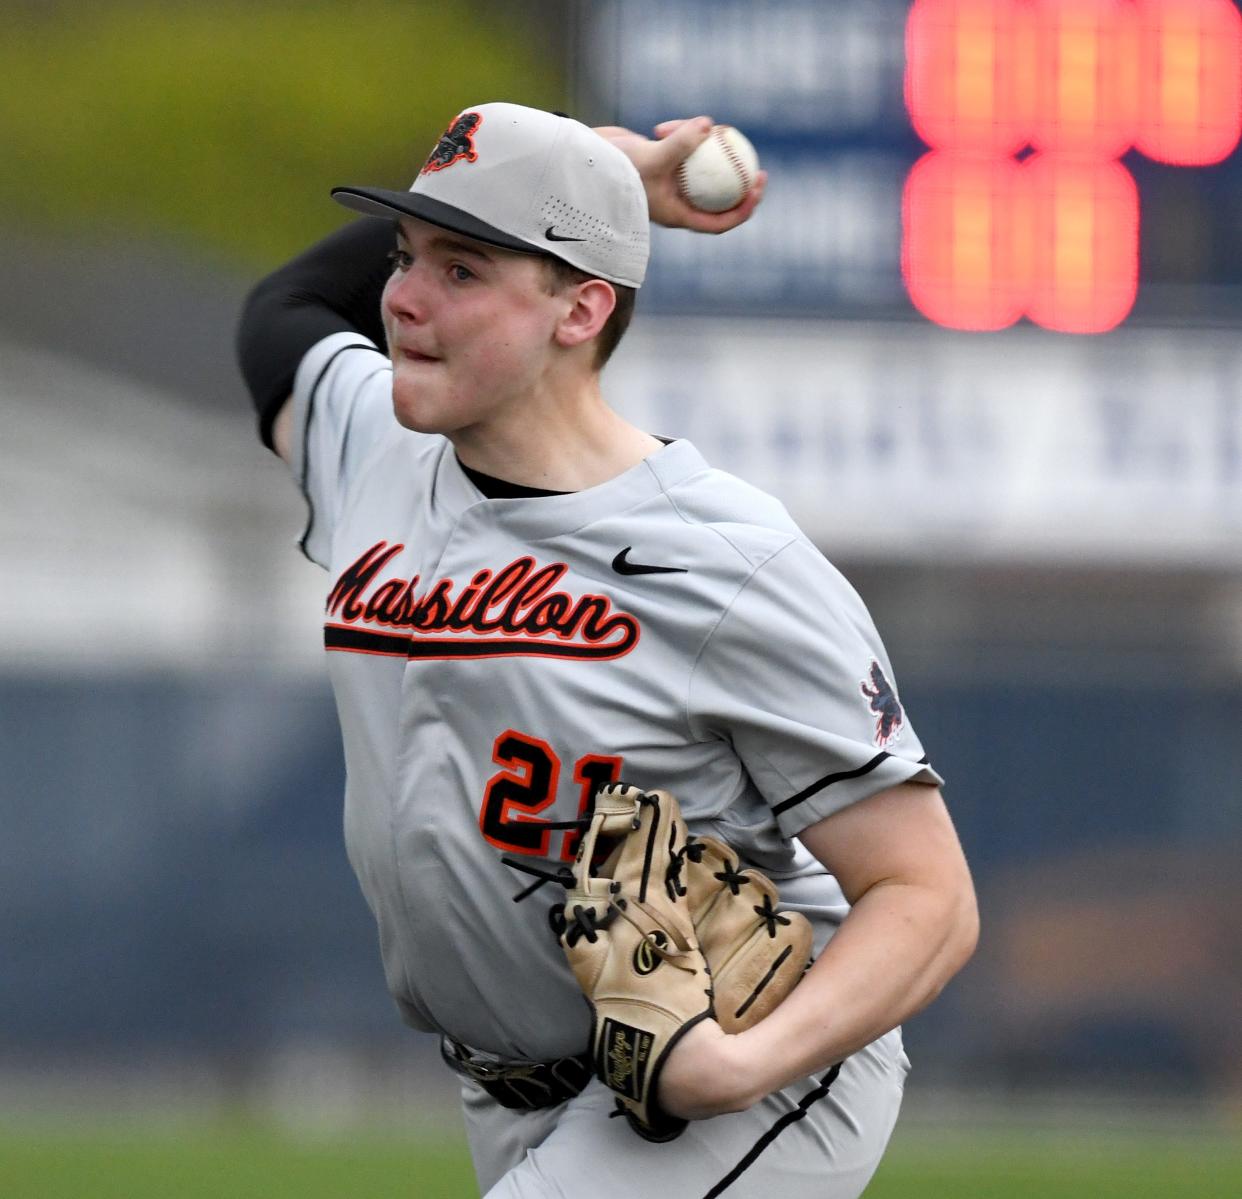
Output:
[752, 891, 794, 938]
[552, 887, 698, 973]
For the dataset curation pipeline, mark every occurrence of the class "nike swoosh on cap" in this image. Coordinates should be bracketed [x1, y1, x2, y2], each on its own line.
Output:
[611, 548, 687, 577]
[545, 226, 586, 242]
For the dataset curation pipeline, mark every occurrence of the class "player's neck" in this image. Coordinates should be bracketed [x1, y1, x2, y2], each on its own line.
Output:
[450, 377, 662, 493]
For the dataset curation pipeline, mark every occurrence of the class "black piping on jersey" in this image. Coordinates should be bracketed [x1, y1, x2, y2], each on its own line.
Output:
[772, 753, 931, 817]
[700, 1062, 843, 1198]
[297, 342, 375, 562]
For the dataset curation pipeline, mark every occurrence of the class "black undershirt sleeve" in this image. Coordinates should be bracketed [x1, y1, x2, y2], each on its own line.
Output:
[235, 216, 394, 450]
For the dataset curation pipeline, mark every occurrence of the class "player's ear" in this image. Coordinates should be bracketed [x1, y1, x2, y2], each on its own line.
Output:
[553, 279, 616, 356]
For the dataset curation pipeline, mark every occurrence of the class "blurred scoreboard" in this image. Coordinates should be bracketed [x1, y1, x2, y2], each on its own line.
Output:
[579, 0, 1242, 331]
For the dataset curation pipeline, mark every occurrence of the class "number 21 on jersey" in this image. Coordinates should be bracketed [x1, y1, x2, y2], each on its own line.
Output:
[479, 729, 622, 862]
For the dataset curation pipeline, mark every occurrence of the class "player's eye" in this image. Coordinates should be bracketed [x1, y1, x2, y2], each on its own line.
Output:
[450, 263, 475, 282]
[387, 248, 412, 272]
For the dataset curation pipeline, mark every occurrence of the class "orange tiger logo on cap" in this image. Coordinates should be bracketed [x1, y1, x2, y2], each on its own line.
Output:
[421, 111, 482, 175]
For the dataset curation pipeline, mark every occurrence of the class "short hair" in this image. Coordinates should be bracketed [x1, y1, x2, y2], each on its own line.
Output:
[542, 257, 637, 370]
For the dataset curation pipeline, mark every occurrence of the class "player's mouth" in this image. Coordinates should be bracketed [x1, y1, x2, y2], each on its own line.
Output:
[399, 348, 440, 364]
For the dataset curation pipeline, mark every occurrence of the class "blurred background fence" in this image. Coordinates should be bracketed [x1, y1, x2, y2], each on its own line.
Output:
[2, 0, 1241, 1155]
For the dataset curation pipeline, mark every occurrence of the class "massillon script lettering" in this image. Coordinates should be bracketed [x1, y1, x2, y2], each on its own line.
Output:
[323, 541, 641, 661]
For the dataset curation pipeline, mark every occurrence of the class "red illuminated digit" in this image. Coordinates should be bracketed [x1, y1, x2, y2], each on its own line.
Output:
[1029, 0, 1138, 159]
[1023, 155, 1139, 333]
[903, 152, 1029, 330]
[1134, 0, 1242, 165]
[905, 0, 1033, 155]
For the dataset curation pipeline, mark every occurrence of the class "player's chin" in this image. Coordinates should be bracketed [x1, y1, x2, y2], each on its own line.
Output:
[391, 398, 446, 435]
[390, 377, 464, 436]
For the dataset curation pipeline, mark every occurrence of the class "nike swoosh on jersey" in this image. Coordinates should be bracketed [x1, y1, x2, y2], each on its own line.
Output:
[611, 547, 687, 576]
[545, 226, 586, 242]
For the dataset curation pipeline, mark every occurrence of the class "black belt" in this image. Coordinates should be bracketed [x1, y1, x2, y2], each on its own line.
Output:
[440, 1037, 593, 1111]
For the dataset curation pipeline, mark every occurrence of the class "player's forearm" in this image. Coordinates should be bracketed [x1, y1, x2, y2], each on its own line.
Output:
[736, 875, 978, 1104]
[657, 871, 976, 1121]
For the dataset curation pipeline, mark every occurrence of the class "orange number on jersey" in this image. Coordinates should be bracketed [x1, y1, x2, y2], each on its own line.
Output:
[564, 754, 625, 862]
[479, 731, 561, 857]
[479, 732, 621, 859]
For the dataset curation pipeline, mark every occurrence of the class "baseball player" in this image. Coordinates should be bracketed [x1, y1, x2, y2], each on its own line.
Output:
[237, 103, 977, 1198]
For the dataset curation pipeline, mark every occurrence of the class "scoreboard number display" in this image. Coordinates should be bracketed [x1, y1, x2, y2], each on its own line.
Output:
[903, 0, 1242, 332]
[584, 0, 1242, 330]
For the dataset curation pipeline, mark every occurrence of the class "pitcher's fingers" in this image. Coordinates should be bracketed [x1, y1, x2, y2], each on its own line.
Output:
[653, 116, 713, 141]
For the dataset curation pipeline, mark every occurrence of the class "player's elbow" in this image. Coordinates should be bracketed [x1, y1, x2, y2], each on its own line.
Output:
[932, 873, 980, 1000]
[949, 877, 980, 975]
[908, 866, 980, 1017]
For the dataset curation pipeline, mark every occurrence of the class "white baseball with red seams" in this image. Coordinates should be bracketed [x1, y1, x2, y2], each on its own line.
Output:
[675, 124, 760, 212]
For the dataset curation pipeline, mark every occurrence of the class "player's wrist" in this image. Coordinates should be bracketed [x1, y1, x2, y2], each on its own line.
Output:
[657, 1020, 759, 1119]
[725, 1024, 792, 1109]
[724, 1010, 837, 1107]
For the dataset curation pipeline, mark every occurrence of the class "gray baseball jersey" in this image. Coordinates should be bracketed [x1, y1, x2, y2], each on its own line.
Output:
[288, 329, 941, 1064]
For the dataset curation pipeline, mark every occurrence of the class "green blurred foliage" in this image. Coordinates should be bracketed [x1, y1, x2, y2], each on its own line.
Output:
[0, 1, 564, 267]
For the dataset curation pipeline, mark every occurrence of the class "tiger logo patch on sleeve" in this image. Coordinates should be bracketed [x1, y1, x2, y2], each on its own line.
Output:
[860, 660, 904, 747]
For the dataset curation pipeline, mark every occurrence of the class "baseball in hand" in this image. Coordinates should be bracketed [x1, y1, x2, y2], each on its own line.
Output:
[676, 125, 760, 213]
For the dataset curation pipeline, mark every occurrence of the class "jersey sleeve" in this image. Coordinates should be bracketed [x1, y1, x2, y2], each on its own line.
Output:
[288, 330, 398, 568]
[688, 537, 943, 839]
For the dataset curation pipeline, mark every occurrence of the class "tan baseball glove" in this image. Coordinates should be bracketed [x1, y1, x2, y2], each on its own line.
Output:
[675, 833, 813, 1032]
[554, 783, 812, 1141]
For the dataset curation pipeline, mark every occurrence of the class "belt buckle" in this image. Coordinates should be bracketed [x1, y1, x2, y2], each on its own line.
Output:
[442, 1037, 526, 1083]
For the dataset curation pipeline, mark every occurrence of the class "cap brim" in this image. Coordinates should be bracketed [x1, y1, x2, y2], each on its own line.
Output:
[331, 187, 544, 256]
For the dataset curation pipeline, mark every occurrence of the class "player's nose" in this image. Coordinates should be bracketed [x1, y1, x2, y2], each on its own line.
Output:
[383, 264, 430, 325]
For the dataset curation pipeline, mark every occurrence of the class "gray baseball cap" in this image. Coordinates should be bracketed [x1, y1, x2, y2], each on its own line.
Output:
[332, 102, 649, 287]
